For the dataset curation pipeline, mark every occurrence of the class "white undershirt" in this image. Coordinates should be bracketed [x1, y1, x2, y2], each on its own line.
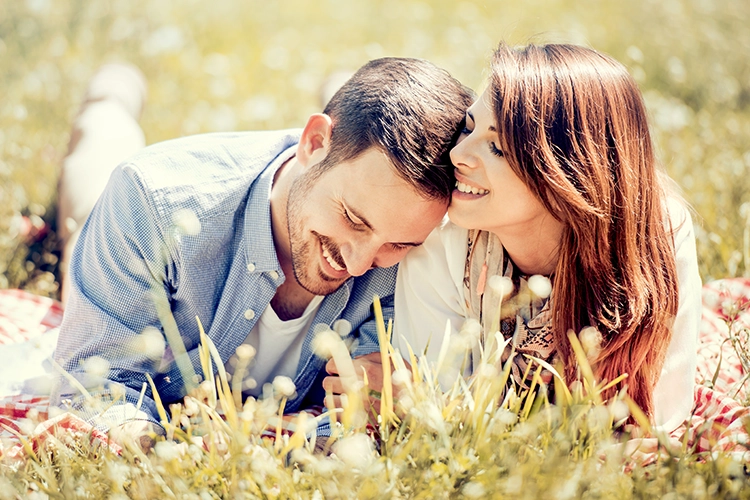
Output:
[225, 295, 324, 398]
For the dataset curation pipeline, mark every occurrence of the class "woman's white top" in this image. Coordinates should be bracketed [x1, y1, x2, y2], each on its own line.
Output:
[394, 200, 702, 433]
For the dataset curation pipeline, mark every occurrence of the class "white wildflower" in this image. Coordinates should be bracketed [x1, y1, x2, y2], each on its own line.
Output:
[135, 327, 165, 359]
[83, 356, 110, 378]
[397, 394, 415, 413]
[173, 208, 201, 235]
[462, 481, 485, 498]
[477, 363, 499, 379]
[460, 318, 482, 342]
[154, 441, 184, 462]
[488, 275, 514, 297]
[332, 434, 375, 470]
[310, 456, 342, 477]
[272, 376, 296, 397]
[413, 401, 446, 434]
[587, 406, 611, 432]
[609, 400, 630, 423]
[527, 274, 552, 298]
[235, 344, 256, 361]
[579, 326, 602, 360]
[312, 328, 342, 359]
[494, 407, 518, 427]
[391, 368, 412, 387]
[504, 472, 523, 496]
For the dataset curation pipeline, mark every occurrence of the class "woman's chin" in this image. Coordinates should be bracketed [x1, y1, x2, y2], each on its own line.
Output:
[447, 207, 480, 231]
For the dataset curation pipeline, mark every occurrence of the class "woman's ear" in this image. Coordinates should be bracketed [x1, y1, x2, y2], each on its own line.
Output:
[297, 113, 332, 168]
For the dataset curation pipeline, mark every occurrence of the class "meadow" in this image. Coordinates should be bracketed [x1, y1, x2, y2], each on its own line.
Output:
[1, 0, 749, 497]
[2, 0, 749, 294]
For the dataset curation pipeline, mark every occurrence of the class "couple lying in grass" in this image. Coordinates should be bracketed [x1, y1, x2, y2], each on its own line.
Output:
[52, 42, 701, 450]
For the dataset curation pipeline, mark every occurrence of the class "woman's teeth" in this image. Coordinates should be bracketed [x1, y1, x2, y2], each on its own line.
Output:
[456, 181, 489, 195]
[322, 245, 345, 271]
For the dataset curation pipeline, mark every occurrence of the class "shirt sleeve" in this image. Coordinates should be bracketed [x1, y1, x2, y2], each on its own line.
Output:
[393, 221, 469, 363]
[52, 164, 180, 432]
[652, 199, 702, 432]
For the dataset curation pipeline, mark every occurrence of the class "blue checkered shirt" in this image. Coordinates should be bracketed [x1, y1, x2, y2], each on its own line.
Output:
[52, 129, 395, 433]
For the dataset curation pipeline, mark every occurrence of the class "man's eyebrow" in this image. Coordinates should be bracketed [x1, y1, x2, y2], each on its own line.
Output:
[347, 204, 425, 247]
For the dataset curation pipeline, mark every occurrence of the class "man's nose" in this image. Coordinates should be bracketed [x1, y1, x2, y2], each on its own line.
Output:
[340, 241, 379, 277]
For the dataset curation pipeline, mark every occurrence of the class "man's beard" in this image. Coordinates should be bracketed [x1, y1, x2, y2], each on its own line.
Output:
[286, 174, 348, 296]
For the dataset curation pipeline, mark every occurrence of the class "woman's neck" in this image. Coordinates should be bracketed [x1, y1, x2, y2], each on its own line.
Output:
[491, 219, 564, 277]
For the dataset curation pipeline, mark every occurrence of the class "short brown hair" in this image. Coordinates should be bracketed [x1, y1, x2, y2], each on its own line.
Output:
[318, 58, 474, 200]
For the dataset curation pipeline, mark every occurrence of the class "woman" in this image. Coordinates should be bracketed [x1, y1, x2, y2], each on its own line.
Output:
[394, 43, 702, 433]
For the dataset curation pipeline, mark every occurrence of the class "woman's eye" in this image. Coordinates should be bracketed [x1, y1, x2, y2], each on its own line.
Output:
[489, 142, 504, 157]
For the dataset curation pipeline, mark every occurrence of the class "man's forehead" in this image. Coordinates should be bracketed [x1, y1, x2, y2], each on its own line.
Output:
[342, 189, 446, 243]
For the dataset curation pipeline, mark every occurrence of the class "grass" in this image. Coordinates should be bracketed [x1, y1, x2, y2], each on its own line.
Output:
[2, 0, 750, 497]
[1, 298, 749, 498]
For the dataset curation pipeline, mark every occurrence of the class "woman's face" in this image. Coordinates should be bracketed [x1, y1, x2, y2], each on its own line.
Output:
[448, 89, 559, 240]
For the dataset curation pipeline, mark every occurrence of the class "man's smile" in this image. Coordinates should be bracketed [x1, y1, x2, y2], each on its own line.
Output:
[315, 233, 348, 277]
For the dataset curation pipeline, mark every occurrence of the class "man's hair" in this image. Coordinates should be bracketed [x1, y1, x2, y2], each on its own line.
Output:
[317, 57, 474, 200]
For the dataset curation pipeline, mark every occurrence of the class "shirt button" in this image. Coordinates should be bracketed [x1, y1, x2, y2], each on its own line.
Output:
[246, 263, 256, 273]
[244, 309, 255, 320]
[269, 270, 279, 280]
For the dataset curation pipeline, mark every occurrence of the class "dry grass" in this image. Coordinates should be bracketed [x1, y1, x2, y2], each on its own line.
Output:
[1, 298, 749, 498]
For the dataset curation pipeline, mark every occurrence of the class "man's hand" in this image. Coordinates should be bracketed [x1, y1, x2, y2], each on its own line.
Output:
[322, 352, 386, 414]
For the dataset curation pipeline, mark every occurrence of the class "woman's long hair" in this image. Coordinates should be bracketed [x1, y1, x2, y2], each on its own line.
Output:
[489, 43, 679, 417]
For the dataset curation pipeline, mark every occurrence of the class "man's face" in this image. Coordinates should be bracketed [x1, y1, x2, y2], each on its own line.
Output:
[286, 147, 447, 296]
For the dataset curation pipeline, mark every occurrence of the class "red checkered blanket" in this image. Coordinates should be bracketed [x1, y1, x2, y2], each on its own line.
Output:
[1, 282, 749, 460]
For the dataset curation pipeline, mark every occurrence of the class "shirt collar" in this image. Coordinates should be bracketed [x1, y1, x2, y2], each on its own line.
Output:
[243, 139, 299, 274]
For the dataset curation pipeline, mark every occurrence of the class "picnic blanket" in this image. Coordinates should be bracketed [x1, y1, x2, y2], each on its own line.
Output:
[1, 281, 749, 460]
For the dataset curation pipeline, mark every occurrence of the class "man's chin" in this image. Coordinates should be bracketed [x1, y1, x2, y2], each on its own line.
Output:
[294, 269, 349, 296]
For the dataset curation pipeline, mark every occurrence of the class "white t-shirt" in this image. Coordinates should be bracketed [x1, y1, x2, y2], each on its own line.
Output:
[394, 199, 702, 433]
[225, 295, 324, 398]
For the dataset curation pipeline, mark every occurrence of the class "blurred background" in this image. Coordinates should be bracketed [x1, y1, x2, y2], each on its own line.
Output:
[1, 0, 749, 299]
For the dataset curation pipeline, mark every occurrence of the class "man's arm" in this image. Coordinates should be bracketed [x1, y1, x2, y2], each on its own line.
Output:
[53, 163, 182, 433]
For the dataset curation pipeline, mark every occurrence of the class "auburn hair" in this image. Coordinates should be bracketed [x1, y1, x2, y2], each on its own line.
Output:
[489, 43, 679, 417]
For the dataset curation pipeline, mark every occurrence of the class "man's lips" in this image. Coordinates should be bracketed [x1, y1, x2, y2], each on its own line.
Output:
[322, 244, 345, 272]
[315, 233, 348, 277]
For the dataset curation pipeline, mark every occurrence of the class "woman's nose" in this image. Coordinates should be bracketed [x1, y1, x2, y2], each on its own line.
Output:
[450, 136, 473, 169]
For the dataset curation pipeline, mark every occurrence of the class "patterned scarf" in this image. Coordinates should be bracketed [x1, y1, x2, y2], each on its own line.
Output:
[463, 229, 556, 388]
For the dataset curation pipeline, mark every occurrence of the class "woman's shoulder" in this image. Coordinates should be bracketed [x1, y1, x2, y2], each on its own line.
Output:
[664, 196, 696, 245]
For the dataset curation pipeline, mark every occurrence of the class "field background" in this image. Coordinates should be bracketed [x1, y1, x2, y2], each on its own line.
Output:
[1, 0, 749, 298]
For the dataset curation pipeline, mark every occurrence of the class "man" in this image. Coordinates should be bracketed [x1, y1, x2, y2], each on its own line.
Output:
[52, 57, 474, 440]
